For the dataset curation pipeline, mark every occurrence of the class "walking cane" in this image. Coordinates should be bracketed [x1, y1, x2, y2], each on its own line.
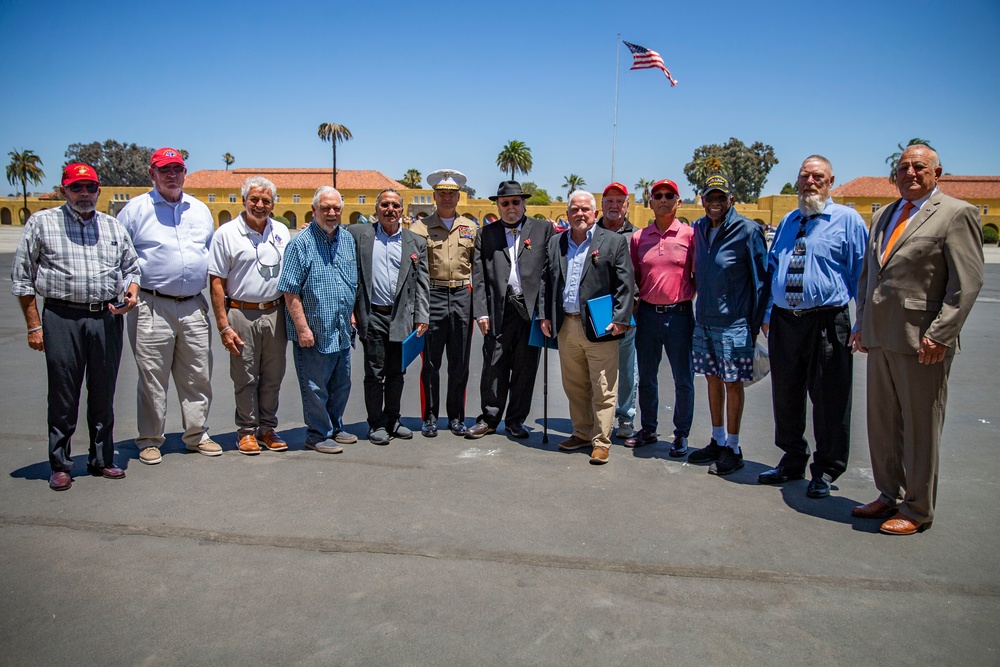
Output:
[542, 333, 549, 444]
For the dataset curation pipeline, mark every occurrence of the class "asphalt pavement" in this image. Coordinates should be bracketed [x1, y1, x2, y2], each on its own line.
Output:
[0, 228, 998, 666]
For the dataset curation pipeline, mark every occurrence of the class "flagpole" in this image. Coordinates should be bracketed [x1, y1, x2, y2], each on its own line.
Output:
[611, 33, 621, 182]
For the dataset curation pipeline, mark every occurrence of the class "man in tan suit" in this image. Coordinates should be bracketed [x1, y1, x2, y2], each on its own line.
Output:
[849, 145, 983, 535]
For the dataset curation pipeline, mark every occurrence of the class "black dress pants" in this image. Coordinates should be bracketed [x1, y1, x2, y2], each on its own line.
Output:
[420, 285, 473, 422]
[361, 308, 405, 430]
[477, 295, 540, 427]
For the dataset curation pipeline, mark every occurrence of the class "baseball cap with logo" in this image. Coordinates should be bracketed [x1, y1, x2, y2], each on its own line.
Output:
[150, 147, 185, 168]
[650, 179, 679, 196]
[701, 174, 732, 197]
[62, 163, 100, 186]
[602, 182, 628, 197]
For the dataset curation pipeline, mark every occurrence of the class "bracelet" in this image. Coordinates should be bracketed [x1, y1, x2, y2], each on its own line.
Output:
[27, 326, 42, 334]
[220, 325, 232, 335]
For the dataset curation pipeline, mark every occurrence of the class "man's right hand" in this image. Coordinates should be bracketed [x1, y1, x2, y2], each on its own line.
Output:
[477, 317, 490, 336]
[297, 327, 316, 348]
[848, 330, 866, 354]
[27, 329, 43, 352]
[221, 328, 245, 356]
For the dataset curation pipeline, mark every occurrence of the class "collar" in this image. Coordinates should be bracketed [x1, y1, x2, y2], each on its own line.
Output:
[376, 222, 402, 240]
[597, 216, 635, 234]
[309, 220, 340, 243]
[150, 187, 184, 206]
[62, 203, 94, 226]
[238, 212, 271, 238]
[902, 188, 936, 212]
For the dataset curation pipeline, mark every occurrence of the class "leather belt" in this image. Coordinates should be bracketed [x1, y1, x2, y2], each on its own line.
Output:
[779, 304, 846, 318]
[371, 304, 393, 314]
[564, 312, 582, 319]
[46, 298, 114, 312]
[140, 287, 198, 302]
[430, 279, 470, 288]
[641, 300, 692, 314]
[227, 297, 283, 310]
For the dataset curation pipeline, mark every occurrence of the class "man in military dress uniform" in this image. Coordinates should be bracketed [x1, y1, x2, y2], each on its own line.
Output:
[409, 170, 479, 436]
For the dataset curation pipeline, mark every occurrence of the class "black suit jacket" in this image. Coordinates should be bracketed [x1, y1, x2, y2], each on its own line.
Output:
[471, 216, 553, 333]
[348, 223, 430, 342]
[544, 225, 634, 342]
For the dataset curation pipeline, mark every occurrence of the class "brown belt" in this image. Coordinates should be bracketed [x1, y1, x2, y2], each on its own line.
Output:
[371, 305, 393, 314]
[564, 312, 582, 319]
[227, 297, 283, 310]
[430, 278, 470, 288]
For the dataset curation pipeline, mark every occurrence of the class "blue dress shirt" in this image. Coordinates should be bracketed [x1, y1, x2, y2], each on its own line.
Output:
[562, 227, 593, 314]
[372, 223, 402, 307]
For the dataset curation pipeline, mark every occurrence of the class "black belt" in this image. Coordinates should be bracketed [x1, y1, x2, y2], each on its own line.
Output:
[778, 304, 847, 318]
[140, 287, 198, 302]
[371, 304, 393, 314]
[641, 300, 692, 314]
[430, 279, 470, 288]
[45, 298, 114, 313]
[506, 292, 525, 301]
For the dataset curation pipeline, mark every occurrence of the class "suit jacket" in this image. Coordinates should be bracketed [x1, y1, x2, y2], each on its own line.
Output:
[856, 190, 983, 355]
[471, 216, 553, 333]
[349, 223, 430, 342]
[544, 225, 635, 343]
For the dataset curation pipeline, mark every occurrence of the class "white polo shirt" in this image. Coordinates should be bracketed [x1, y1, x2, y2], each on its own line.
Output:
[208, 213, 290, 302]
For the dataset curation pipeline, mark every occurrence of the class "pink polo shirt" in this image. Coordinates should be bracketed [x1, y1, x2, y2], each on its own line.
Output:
[629, 218, 695, 305]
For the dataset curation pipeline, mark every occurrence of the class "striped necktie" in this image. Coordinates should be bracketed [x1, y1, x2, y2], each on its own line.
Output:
[783, 214, 816, 308]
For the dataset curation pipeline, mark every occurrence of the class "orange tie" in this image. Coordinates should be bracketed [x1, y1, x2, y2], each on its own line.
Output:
[881, 201, 915, 263]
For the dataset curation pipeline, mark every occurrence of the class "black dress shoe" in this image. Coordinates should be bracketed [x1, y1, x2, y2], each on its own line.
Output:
[449, 419, 467, 436]
[49, 471, 72, 491]
[505, 420, 529, 439]
[668, 436, 688, 458]
[758, 465, 805, 485]
[86, 464, 125, 479]
[466, 421, 496, 439]
[806, 476, 831, 499]
[421, 418, 438, 438]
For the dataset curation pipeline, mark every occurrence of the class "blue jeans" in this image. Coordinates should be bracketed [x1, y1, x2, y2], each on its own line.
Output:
[635, 303, 694, 438]
[293, 344, 351, 444]
[616, 327, 637, 423]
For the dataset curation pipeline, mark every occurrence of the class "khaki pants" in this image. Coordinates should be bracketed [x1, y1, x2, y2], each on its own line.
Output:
[557, 317, 619, 448]
[228, 305, 287, 435]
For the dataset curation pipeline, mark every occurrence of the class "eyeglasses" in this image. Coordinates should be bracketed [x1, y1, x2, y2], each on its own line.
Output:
[378, 202, 403, 210]
[498, 199, 523, 207]
[318, 204, 343, 214]
[67, 183, 99, 194]
[247, 196, 273, 206]
[651, 192, 677, 200]
[155, 165, 185, 174]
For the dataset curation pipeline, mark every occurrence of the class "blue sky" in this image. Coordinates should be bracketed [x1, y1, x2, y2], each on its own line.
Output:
[2, 0, 998, 201]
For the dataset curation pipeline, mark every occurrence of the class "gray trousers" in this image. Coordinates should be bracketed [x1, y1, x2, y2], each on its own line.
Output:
[228, 305, 287, 434]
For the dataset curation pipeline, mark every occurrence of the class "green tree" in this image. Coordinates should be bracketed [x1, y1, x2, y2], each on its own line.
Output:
[496, 140, 532, 180]
[223, 153, 235, 170]
[459, 184, 476, 199]
[400, 168, 423, 189]
[6, 149, 45, 222]
[634, 178, 653, 207]
[521, 181, 550, 206]
[317, 122, 353, 188]
[683, 138, 778, 202]
[562, 174, 586, 198]
[64, 140, 154, 186]
[780, 182, 798, 195]
[179, 149, 190, 161]
[886, 138, 933, 184]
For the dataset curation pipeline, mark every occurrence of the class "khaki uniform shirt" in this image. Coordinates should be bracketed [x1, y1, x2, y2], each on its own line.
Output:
[409, 211, 478, 284]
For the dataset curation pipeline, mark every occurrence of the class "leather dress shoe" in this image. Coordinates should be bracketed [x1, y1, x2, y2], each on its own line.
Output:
[625, 428, 656, 448]
[806, 476, 831, 499]
[49, 471, 72, 491]
[466, 421, 495, 439]
[86, 464, 126, 479]
[505, 420, 529, 439]
[237, 434, 261, 455]
[256, 430, 288, 451]
[421, 418, 438, 438]
[589, 445, 610, 464]
[449, 420, 467, 436]
[758, 465, 805, 485]
[880, 512, 930, 535]
[558, 435, 590, 451]
[668, 436, 688, 458]
[851, 499, 898, 519]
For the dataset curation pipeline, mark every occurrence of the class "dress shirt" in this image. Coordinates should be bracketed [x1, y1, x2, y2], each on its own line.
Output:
[208, 214, 290, 302]
[372, 223, 402, 306]
[118, 188, 214, 297]
[630, 219, 695, 305]
[562, 227, 594, 314]
[766, 199, 869, 316]
[505, 224, 524, 296]
[879, 188, 935, 254]
[277, 223, 358, 354]
[12, 205, 139, 302]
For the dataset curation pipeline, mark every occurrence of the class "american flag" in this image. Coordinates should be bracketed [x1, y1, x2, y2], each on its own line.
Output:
[623, 40, 678, 86]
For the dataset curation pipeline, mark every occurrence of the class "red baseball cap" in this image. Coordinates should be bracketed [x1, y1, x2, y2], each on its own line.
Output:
[62, 163, 100, 186]
[602, 182, 629, 196]
[651, 179, 679, 196]
[150, 147, 185, 168]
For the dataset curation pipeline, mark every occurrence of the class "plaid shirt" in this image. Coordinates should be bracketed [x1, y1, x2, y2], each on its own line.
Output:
[11, 204, 140, 303]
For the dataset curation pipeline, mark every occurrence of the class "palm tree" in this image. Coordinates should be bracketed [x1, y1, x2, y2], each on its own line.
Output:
[400, 168, 422, 188]
[563, 174, 586, 198]
[886, 138, 932, 184]
[179, 149, 190, 161]
[223, 153, 235, 170]
[634, 178, 653, 207]
[496, 140, 532, 180]
[6, 149, 45, 223]
[317, 122, 353, 188]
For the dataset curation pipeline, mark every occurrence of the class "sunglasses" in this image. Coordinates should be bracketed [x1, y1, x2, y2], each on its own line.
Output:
[67, 183, 99, 193]
[498, 199, 523, 207]
[703, 194, 729, 203]
[651, 191, 677, 200]
[378, 202, 403, 209]
[155, 165, 185, 174]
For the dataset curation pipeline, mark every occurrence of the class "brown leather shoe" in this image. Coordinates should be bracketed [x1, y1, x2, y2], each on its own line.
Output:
[465, 421, 496, 439]
[49, 471, 72, 491]
[558, 435, 589, 451]
[256, 430, 288, 451]
[590, 445, 610, 464]
[238, 434, 261, 455]
[86, 464, 125, 479]
[851, 499, 897, 519]
[880, 512, 930, 535]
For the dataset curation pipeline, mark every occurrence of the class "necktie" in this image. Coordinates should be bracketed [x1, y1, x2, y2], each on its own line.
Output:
[783, 214, 813, 308]
[881, 201, 915, 263]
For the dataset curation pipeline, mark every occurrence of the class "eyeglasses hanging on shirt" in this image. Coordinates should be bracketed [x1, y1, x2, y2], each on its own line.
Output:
[254, 238, 282, 278]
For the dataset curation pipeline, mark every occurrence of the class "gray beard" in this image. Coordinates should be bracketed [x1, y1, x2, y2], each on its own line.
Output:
[69, 201, 96, 216]
[798, 193, 826, 217]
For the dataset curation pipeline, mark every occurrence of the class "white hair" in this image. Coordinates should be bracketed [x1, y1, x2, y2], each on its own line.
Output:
[241, 176, 277, 200]
[312, 186, 342, 208]
[567, 189, 596, 209]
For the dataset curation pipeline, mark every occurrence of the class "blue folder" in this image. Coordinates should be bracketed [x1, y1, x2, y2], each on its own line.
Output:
[528, 317, 557, 349]
[401, 328, 424, 371]
[586, 294, 634, 337]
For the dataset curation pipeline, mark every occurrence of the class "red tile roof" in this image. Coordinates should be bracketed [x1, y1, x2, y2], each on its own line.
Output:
[832, 176, 1000, 200]
[183, 169, 405, 191]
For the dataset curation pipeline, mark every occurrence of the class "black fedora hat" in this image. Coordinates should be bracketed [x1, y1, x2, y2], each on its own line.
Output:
[488, 180, 532, 201]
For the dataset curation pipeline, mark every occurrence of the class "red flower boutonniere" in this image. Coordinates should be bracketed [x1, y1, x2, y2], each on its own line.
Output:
[523, 238, 532, 251]
[410, 253, 419, 267]
[591, 250, 600, 265]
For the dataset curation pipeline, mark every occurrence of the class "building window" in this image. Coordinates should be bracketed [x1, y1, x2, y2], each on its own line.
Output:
[358, 195, 366, 204]
[846, 202, 856, 209]
[414, 196, 419, 203]
[293, 194, 301, 203]
[208, 194, 216, 203]
[984, 205, 990, 215]
[871, 203, 880, 213]
[229, 194, 237, 203]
